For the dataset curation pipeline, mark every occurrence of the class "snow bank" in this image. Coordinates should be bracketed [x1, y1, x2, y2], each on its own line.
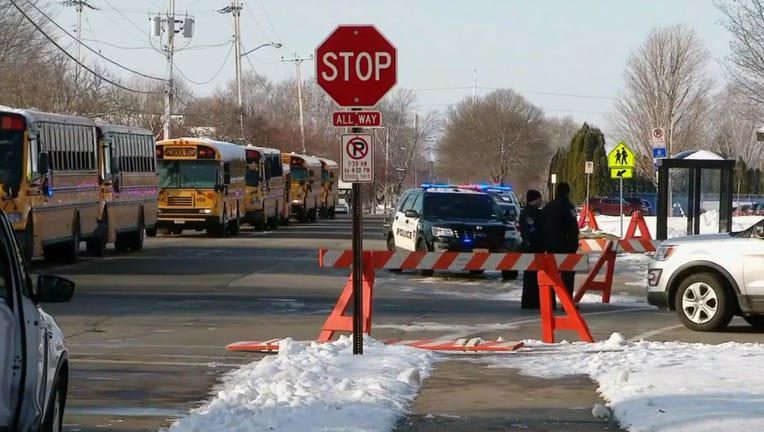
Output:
[488, 333, 764, 431]
[166, 336, 433, 432]
[591, 215, 760, 239]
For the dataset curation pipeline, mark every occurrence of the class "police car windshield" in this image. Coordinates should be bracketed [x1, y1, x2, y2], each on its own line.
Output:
[423, 193, 502, 220]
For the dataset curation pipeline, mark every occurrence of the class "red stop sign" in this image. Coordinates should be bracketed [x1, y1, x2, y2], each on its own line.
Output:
[315, 25, 397, 107]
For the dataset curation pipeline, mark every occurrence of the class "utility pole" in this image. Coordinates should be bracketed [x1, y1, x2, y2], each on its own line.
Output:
[281, 54, 313, 154]
[164, 0, 176, 141]
[60, 0, 99, 76]
[219, 1, 244, 138]
[472, 68, 477, 97]
[153, 1, 194, 140]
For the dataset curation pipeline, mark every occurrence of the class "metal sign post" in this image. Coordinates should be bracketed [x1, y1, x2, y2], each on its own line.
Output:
[584, 161, 593, 225]
[619, 178, 624, 238]
[551, 173, 557, 200]
[350, 115, 363, 355]
[317, 25, 396, 355]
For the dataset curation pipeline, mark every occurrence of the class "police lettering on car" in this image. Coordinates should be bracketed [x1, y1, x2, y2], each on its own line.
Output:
[381, 184, 523, 279]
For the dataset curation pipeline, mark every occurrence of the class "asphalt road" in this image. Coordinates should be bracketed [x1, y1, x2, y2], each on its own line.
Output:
[32, 214, 764, 432]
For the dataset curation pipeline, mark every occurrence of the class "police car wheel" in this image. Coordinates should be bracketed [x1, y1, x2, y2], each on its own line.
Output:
[502, 270, 519, 280]
[387, 236, 402, 273]
[416, 240, 434, 277]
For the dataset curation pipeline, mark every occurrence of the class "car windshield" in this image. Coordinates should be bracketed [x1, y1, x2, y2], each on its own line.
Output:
[423, 193, 503, 220]
[158, 160, 218, 189]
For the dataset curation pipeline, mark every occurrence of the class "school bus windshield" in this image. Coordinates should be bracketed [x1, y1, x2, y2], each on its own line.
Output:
[290, 166, 307, 181]
[321, 171, 329, 181]
[0, 131, 23, 191]
[158, 160, 218, 189]
[246, 166, 261, 186]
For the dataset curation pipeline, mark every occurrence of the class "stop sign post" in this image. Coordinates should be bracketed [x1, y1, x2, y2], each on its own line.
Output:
[316, 25, 397, 355]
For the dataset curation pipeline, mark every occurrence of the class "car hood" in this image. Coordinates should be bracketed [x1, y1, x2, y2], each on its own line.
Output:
[427, 218, 512, 228]
[662, 232, 734, 245]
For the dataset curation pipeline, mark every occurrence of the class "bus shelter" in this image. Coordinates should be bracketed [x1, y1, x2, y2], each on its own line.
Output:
[656, 150, 735, 240]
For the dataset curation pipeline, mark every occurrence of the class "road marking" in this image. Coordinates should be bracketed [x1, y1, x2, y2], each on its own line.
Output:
[629, 324, 685, 341]
[72, 358, 246, 368]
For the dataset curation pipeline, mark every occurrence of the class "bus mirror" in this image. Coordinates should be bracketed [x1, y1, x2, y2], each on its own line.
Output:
[38, 152, 50, 175]
[223, 173, 231, 184]
[111, 157, 121, 174]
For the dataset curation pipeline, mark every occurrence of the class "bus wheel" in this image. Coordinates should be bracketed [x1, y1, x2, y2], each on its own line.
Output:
[329, 207, 336, 219]
[146, 227, 157, 237]
[297, 208, 307, 223]
[20, 220, 34, 265]
[213, 209, 228, 237]
[61, 219, 81, 263]
[267, 209, 279, 230]
[86, 218, 108, 257]
[129, 219, 145, 252]
[308, 209, 317, 223]
[280, 212, 290, 226]
[228, 211, 240, 236]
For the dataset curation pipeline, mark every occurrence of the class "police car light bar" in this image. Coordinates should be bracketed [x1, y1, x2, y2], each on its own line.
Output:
[421, 183, 455, 189]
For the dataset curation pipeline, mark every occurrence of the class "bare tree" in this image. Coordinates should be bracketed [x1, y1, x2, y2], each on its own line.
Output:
[708, 84, 764, 166]
[610, 25, 714, 175]
[437, 89, 547, 191]
[717, 0, 764, 104]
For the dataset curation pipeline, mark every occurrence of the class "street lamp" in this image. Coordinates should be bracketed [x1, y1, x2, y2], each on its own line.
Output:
[236, 42, 282, 138]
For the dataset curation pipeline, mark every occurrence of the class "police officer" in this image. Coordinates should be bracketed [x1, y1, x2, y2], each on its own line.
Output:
[542, 182, 579, 301]
[519, 189, 544, 309]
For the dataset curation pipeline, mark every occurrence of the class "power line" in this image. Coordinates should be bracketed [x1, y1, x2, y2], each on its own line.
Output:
[81, 38, 156, 50]
[406, 86, 615, 100]
[8, 0, 164, 94]
[257, 0, 286, 51]
[102, 0, 151, 38]
[174, 42, 234, 85]
[24, 0, 165, 81]
[243, 1, 288, 55]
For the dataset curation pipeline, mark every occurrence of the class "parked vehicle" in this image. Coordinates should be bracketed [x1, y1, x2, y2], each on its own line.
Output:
[623, 197, 652, 216]
[647, 217, 764, 331]
[1, 209, 75, 431]
[583, 197, 646, 216]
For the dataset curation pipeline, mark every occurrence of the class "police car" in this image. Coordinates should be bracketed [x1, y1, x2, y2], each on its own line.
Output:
[383, 184, 522, 278]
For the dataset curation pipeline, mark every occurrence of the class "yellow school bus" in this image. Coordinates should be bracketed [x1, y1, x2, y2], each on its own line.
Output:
[244, 146, 285, 230]
[317, 157, 339, 219]
[281, 162, 291, 226]
[89, 123, 158, 255]
[155, 138, 246, 237]
[0, 107, 101, 263]
[281, 152, 321, 223]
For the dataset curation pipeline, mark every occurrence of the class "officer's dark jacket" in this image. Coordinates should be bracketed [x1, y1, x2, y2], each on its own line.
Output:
[519, 205, 544, 253]
[542, 196, 579, 253]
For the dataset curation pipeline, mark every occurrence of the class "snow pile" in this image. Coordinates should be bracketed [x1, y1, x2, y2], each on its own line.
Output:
[488, 333, 764, 431]
[592, 215, 760, 239]
[165, 336, 433, 432]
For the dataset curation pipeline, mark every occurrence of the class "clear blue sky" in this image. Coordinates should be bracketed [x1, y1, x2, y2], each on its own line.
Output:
[55, 0, 731, 138]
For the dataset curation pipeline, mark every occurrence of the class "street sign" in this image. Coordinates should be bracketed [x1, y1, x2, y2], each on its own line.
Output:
[584, 161, 594, 174]
[316, 25, 398, 107]
[341, 133, 374, 183]
[608, 141, 635, 169]
[652, 147, 667, 159]
[611, 168, 633, 179]
[332, 111, 382, 127]
[651, 127, 666, 147]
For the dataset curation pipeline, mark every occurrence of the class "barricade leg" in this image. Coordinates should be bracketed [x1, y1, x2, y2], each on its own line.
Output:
[317, 251, 375, 342]
[573, 241, 616, 304]
[537, 255, 595, 343]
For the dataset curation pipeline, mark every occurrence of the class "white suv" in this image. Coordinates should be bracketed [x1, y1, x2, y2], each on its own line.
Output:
[647, 218, 764, 331]
[1, 210, 75, 432]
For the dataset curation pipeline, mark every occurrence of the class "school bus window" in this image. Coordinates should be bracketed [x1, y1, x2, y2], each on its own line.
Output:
[0, 124, 24, 193]
[291, 166, 307, 181]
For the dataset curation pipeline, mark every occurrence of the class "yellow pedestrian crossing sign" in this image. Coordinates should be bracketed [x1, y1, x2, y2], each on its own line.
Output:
[611, 168, 633, 179]
[608, 141, 635, 169]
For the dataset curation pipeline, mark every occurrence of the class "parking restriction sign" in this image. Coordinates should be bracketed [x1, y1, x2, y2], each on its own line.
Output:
[341, 133, 374, 183]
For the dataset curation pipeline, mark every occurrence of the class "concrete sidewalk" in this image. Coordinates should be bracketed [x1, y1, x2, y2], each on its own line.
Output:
[396, 360, 622, 432]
